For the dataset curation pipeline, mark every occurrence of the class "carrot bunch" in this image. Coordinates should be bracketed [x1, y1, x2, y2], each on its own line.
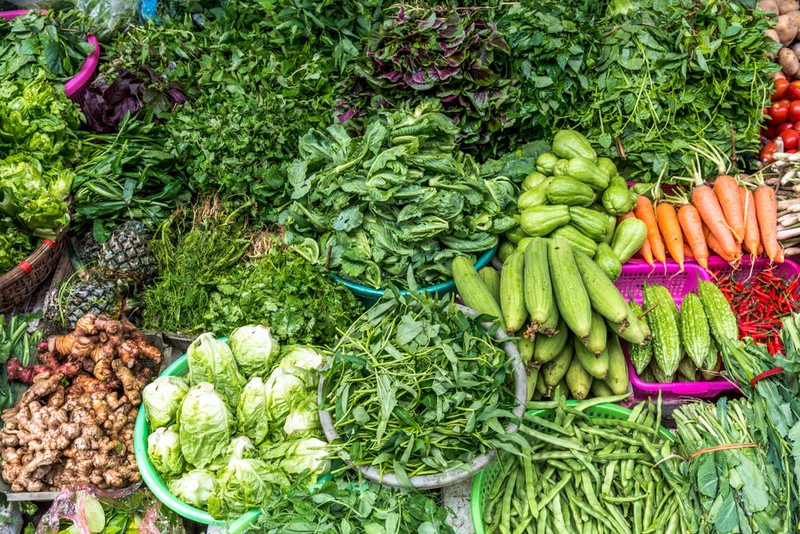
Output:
[628, 179, 783, 269]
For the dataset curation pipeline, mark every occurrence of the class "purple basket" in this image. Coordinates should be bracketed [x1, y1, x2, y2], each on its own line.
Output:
[706, 255, 800, 281]
[615, 261, 710, 307]
[0, 10, 100, 102]
[617, 260, 739, 400]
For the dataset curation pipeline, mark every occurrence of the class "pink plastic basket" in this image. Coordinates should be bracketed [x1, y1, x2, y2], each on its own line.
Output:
[0, 10, 100, 101]
[705, 256, 800, 281]
[617, 260, 739, 400]
[615, 260, 710, 307]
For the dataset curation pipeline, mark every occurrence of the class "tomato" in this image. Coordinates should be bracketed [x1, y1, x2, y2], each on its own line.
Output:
[761, 141, 778, 163]
[768, 102, 790, 125]
[762, 126, 778, 138]
[775, 78, 791, 100]
[789, 101, 800, 122]
[777, 122, 794, 134]
[788, 149, 798, 154]
[781, 129, 798, 150]
[788, 81, 800, 101]
[793, 121, 800, 131]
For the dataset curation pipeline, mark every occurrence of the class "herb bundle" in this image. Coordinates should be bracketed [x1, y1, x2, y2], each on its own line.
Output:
[280, 102, 516, 289]
[499, 0, 778, 181]
[250, 479, 455, 534]
[322, 288, 526, 483]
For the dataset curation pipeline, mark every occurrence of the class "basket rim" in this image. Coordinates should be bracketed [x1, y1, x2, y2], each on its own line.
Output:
[0, 230, 67, 287]
[317, 303, 528, 490]
[469, 401, 674, 534]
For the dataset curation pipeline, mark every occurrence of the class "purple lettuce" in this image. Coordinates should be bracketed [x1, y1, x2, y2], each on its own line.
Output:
[338, 8, 516, 158]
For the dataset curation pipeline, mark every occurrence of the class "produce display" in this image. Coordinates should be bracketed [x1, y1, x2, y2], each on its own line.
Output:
[143, 327, 330, 519]
[455, 237, 638, 401]
[322, 288, 525, 480]
[4, 1, 800, 533]
[0, 314, 161, 491]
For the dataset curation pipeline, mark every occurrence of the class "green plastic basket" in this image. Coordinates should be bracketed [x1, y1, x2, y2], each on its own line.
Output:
[470, 401, 674, 534]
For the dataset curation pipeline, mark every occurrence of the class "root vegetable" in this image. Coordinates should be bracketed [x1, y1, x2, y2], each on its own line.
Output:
[781, 47, 800, 76]
[760, 0, 779, 12]
[766, 29, 782, 44]
[778, 0, 800, 13]
[777, 14, 798, 45]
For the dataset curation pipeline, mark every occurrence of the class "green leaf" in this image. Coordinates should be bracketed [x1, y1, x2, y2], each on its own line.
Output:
[696, 455, 718, 497]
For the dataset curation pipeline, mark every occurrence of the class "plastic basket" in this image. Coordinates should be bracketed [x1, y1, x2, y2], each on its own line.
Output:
[615, 260, 710, 307]
[318, 304, 528, 490]
[706, 255, 800, 281]
[0, 10, 100, 101]
[470, 402, 674, 534]
[333, 246, 497, 308]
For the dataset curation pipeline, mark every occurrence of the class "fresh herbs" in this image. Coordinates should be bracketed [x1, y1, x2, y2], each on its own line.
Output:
[250, 479, 456, 533]
[0, 11, 94, 83]
[322, 288, 526, 482]
[280, 102, 516, 288]
[0, 314, 41, 416]
[0, 222, 33, 272]
[341, 7, 516, 157]
[499, 0, 778, 181]
[143, 201, 363, 345]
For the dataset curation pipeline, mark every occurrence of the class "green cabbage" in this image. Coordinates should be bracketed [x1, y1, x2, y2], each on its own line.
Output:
[264, 365, 315, 425]
[148, 425, 185, 476]
[229, 325, 280, 378]
[187, 333, 245, 408]
[178, 383, 235, 469]
[168, 469, 217, 509]
[278, 345, 324, 371]
[261, 438, 330, 482]
[236, 377, 269, 445]
[283, 396, 322, 438]
[142, 375, 189, 430]
[207, 458, 290, 518]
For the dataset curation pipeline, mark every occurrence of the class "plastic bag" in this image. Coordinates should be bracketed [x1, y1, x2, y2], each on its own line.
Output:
[36, 485, 186, 534]
[67, 0, 141, 42]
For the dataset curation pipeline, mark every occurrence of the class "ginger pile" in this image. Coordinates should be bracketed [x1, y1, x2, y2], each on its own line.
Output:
[0, 314, 161, 492]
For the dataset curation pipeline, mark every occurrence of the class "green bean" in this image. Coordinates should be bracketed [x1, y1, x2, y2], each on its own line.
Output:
[572, 499, 619, 532]
[580, 426, 643, 445]
[633, 499, 643, 534]
[522, 455, 538, 519]
[588, 418, 658, 435]
[528, 451, 578, 462]
[573, 452, 602, 485]
[512, 515, 534, 534]
[536, 505, 549, 534]
[535, 472, 573, 514]
[601, 493, 648, 503]
[596, 452, 652, 462]
[501, 469, 518, 534]
[525, 400, 560, 411]
[602, 462, 616, 496]
[550, 493, 567, 533]
[574, 393, 633, 411]
[518, 426, 588, 452]
[663, 511, 680, 534]
[604, 501, 634, 534]
[523, 414, 573, 436]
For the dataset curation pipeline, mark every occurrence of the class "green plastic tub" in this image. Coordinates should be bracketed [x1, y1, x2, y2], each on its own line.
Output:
[332, 246, 497, 307]
[470, 401, 674, 534]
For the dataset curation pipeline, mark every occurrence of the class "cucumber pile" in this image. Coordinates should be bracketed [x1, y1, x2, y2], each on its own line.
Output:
[499, 129, 648, 281]
[631, 281, 739, 383]
[454, 237, 651, 401]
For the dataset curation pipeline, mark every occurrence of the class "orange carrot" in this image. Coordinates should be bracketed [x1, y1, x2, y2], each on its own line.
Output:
[677, 204, 708, 269]
[692, 184, 741, 262]
[739, 186, 760, 257]
[620, 211, 655, 266]
[754, 185, 784, 263]
[656, 202, 684, 270]
[635, 196, 666, 264]
[706, 231, 739, 263]
[683, 244, 694, 259]
[713, 175, 745, 243]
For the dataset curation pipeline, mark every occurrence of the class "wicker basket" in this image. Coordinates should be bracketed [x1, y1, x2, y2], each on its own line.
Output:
[0, 234, 66, 312]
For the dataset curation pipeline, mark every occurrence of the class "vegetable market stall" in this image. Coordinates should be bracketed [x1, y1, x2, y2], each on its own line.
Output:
[3, 0, 800, 533]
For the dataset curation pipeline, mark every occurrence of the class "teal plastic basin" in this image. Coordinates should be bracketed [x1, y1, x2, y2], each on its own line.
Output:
[332, 246, 497, 307]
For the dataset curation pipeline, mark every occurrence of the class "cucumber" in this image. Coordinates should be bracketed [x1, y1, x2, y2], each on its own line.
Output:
[591, 379, 614, 397]
[479, 266, 501, 306]
[573, 251, 629, 324]
[500, 250, 527, 333]
[566, 356, 593, 401]
[575, 342, 609, 380]
[533, 319, 569, 363]
[517, 337, 535, 365]
[548, 239, 593, 342]
[605, 334, 629, 395]
[542, 342, 573, 394]
[452, 256, 506, 331]
[583, 311, 608, 356]
[523, 238, 559, 335]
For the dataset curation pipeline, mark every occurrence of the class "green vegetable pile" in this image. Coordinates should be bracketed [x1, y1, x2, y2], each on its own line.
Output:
[0, 313, 40, 415]
[143, 329, 331, 519]
[248, 478, 456, 533]
[322, 288, 526, 483]
[499, 0, 778, 180]
[143, 201, 363, 344]
[280, 102, 516, 288]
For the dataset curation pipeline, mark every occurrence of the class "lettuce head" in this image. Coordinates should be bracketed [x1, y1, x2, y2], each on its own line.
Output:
[168, 469, 217, 509]
[178, 382, 235, 469]
[143, 375, 189, 430]
[148, 425, 185, 477]
[229, 325, 280, 378]
[236, 377, 269, 445]
[187, 333, 245, 408]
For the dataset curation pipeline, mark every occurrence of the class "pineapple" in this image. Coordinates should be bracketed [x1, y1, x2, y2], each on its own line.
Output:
[97, 220, 158, 284]
[45, 277, 124, 330]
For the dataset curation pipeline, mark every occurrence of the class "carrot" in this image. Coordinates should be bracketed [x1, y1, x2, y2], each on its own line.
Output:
[691, 184, 741, 262]
[635, 196, 666, 264]
[713, 175, 745, 243]
[739, 186, 760, 256]
[706, 231, 740, 263]
[754, 185, 784, 263]
[655, 202, 684, 271]
[683, 244, 694, 259]
[677, 204, 709, 269]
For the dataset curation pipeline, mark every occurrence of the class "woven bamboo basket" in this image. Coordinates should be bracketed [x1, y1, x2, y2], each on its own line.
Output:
[0, 232, 67, 312]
